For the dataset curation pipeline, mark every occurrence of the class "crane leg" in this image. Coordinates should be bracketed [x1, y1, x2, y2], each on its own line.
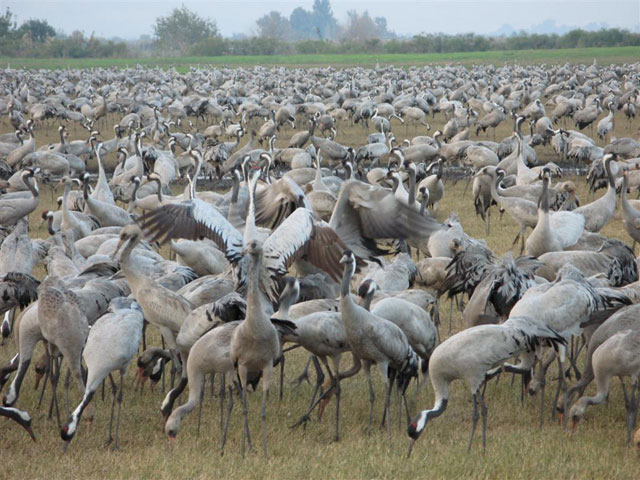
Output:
[238, 367, 253, 458]
[161, 337, 166, 393]
[64, 368, 72, 416]
[467, 392, 479, 453]
[112, 371, 124, 451]
[463, 175, 472, 196]
[278, 354, 285, 402]
[291, 355, 312, 386]
[49, 354, 62, 428]
[367, 369, 375, 434]
[260, 363, 273, 458]
[104, 373, 117, 447]
[479, 388, 488, 452]
[568, 337, 583, 380]
[309, 356, 325, 413]
[319, 357, 341, 442]
[395, 373, 402, 432]
[290, 356, 324, 430]
[403, 388, 411, 426]
[220, 384, 234, 456]
[538, 370, 546, 429]
[448, 297, 454, 335]
[218, 374, 226, 436]
[196, 377, 205, 438]
[485, 209, 491, 235]
[334, 373, 341, 442]
[553, 351, 569, 427]
[625, 379, 639, 445]
[382, 377, 391, 436]
[37, 351, 50, 410]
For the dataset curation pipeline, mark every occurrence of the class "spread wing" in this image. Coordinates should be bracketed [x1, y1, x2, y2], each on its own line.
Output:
[255, 176, 313, 229]
[262, 208, 348, 300]
[330, 180, 443, 260]
[139, 199, 244, 265]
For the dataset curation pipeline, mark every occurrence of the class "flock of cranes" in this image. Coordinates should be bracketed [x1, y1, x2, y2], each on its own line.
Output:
[1, 61, 640, 464]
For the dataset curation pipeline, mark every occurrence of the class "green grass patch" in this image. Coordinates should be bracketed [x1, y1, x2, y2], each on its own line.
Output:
[2, 46, 639, 71]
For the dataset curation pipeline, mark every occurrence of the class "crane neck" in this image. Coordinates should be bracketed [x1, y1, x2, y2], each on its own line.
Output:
[389, 173, 400, 193]
[24, 173, 38, 198]
[434, 133, 441, 150]
[489, 174, 504, 203]
[276, 283, 299, 320]
[61, 181, 73, 224]
[604, 157, 615, 189]
[340, 260, 355, 298]
[96, 148, 105, 178]
[152, 178, 163, 203]
[539, 175, 550, 214]
[243, 169, 260, 245]
[191, 156, 202, 198]
[360, 290, 374, 311]
[82, 177, 90, 201]
[620, 173, 640, 216]
[406, 164, 416, 206]
[410, 396, 448, 437]
[420, 191, 429, 215]
[46, 213, 56, 235]
[230, 172, 240, 203]
[131, 179, 140, 203]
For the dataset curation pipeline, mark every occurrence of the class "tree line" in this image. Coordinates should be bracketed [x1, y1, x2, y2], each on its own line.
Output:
[0, 5, 638, 59]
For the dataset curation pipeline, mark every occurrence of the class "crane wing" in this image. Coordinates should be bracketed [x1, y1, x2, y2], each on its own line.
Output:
[262, 208, 347, 300]
[330, 180, 443, 260]
[139, 199, 244, 265]
[255, 176, 312, 229]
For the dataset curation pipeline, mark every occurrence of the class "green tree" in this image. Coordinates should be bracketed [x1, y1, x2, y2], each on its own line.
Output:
[341, 10, 380, 43]
[0, 8, 18, 55]
[289, 6, 314, 40]
[256, 11, 292, 40]
[311, 0, 338, 40]
[18, 19, 56, 42]
[0, 7, 16, 37]
[153, 5, 219, 54]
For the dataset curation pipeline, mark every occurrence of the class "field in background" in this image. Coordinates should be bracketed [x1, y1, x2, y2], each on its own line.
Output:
[2, 46, 640, 71]
[1, 96, 640, 478]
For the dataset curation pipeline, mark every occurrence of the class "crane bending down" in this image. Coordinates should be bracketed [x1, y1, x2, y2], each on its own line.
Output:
[0, 405, 36, 441]
[407, 316, 565, 455]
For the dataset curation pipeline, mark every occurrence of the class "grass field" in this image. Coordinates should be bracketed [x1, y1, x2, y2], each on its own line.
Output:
[2, 46, 640, 71]
[1, 105, 639, 479]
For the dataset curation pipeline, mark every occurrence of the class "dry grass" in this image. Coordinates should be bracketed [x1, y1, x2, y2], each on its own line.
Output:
[1, 104, 639, 479]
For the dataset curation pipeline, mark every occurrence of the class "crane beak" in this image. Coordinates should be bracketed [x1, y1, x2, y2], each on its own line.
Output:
[407, 438, 416, 458]
[570, 418, 579, 435]
[23, 423, 36, 442]
[111, 238, 126, 261]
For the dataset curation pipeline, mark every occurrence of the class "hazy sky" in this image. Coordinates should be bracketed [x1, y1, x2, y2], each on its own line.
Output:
[5, 1, 640, 39]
